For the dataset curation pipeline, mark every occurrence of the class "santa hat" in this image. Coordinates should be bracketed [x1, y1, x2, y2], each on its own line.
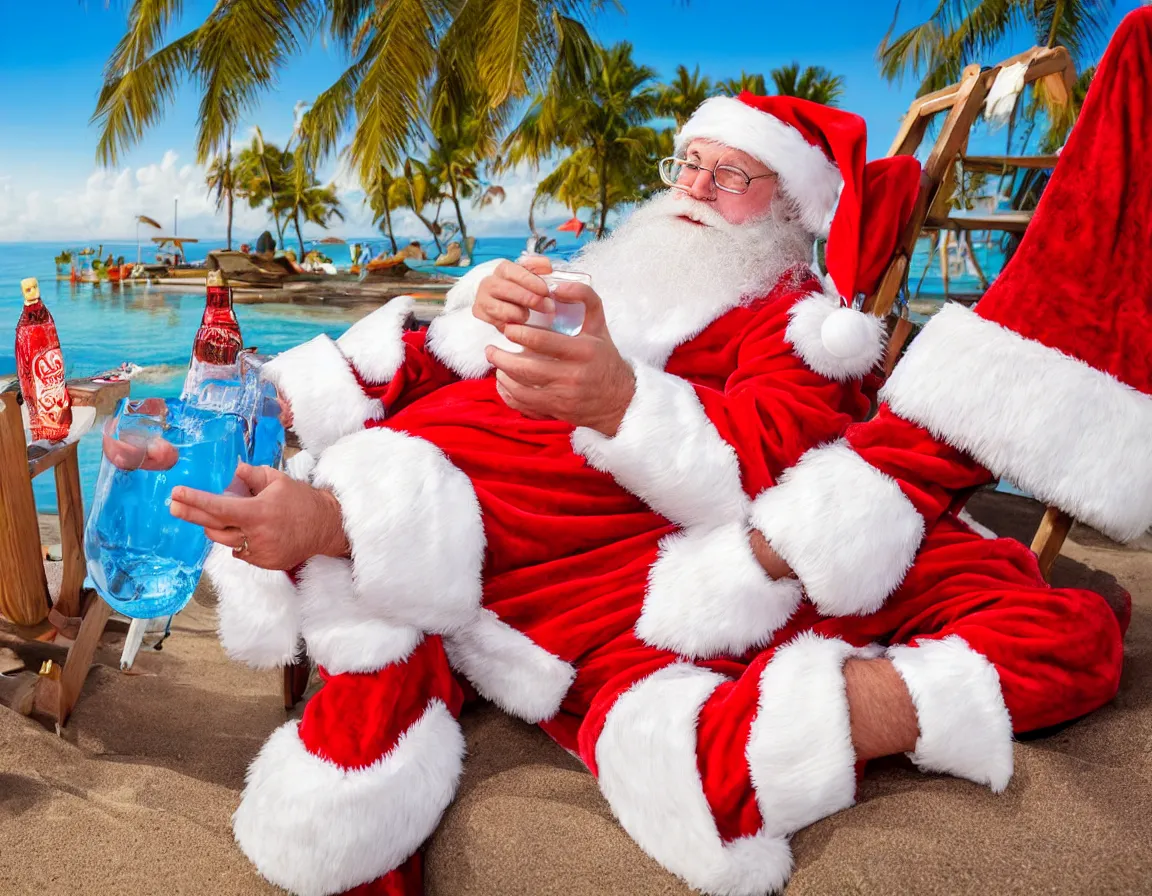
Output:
[677, 94, 918, 380]
[881, 6, 1152, 542]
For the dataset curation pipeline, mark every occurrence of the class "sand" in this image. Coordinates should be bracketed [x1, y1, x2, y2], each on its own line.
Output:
[2, 490, 1150, 896]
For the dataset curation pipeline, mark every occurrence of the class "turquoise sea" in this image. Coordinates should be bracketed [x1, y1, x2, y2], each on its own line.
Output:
[1, 233, 1006, 514]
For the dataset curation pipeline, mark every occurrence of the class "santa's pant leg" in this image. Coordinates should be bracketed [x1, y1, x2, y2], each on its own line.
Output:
[874, 515, 1126, 791]
[233, 634, 465, 896]
[565, 629, 867, 896]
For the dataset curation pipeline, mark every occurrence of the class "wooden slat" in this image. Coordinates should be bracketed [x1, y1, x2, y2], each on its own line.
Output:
[0, 392, 50, 626]
[67, 379, 130, 417]
[934, 211, 1034, 232]
[960, 155, 1060, 172]
[1031, 506, 1074, 581]
[53, 445, 85, 619]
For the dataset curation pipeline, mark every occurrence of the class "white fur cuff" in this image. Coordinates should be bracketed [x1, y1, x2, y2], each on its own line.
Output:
[748, 633, 858, 838]
[638, 523, 802, 658]
[750, 441, 925, 616]
[888, 635, 1014, 792]
[204, 544, 301, 670]
[596, 663, 794, 896]
[311, 427, 486, 633]
[263, 335, 384, 456]
[233, 702, 465, 896]
[443, 609, 577, 723]
[572, 363, 747, 529]
[296, 556, 423, 675]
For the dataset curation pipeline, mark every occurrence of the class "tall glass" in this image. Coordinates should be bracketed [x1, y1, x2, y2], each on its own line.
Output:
[84, 398, 247, 619]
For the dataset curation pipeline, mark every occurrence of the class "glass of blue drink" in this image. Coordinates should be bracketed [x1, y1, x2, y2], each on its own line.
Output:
[84, 397, 247, 619]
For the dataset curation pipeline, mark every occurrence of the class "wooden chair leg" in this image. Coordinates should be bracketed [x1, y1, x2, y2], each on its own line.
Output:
[283, 657, 311, 710]
[33, 592, 113, 729]
[1030, 506, 1074, 582]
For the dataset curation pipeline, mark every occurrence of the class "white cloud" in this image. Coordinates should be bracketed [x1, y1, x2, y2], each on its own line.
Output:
[0, 151, 571, 243]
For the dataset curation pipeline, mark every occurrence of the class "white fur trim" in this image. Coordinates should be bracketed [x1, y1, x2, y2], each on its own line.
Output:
[596, 663, 794, 896]
[888, 635, 1014, 793]
[426, 258, 520, 378]
[572, 363, 747, 529]
[750, 442, 925, 616]
[883, 303, 1152, 543]
[443, 609, 576, 723]
[785, 291, 886, 381]
[296, 556, 423, 675]
[677, 96, 842, 235]
[285, 449, 316, 482]
[311, 427, 485, 633]
[336, 295, 413, 383]
[263, 335, 384, 456]
[748, 633, 857, 837]
[233, 700, 465, 896]
[204, 544, 300, 670]
[638, 524, 802, 658]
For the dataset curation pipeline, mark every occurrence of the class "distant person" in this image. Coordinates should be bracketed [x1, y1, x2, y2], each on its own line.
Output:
[254, 231, 276, 258]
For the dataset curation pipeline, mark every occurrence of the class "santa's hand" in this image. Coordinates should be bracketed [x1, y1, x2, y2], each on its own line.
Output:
[169, 462, 349, 570]
[473, 258, 554, 332]
[487, 282, 636, 436]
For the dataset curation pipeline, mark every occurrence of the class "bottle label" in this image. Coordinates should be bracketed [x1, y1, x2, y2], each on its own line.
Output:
[32, 346, 69, 421]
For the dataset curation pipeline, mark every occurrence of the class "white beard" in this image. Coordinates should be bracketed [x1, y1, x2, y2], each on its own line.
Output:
[572, 190, 815, 367]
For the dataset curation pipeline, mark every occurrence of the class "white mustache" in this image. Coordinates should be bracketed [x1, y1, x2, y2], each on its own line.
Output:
[647, 190, 734, 230]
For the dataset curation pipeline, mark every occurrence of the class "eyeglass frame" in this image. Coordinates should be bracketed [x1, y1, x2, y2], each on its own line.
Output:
[658, 156, 779, 196]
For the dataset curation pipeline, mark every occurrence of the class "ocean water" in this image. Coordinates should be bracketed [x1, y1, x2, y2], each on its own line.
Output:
[1, 233, 1005, 514]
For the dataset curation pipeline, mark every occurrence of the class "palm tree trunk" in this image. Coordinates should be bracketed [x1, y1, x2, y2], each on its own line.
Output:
[383, 203, 397, 254]
[448, 172, 469, 249]
[226, 188, 234, 251]
[597, 159, 609, 238]
[415, 213, 443, 253]
[294, 211, 305, 260]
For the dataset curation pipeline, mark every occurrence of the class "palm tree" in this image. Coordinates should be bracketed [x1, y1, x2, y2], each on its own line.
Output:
[877, 0, 1113, 145]
[770, 63, 846, 106]
[276, 150, 344, 258]
[658, 65, 714, 126]
[234, 128, 291, 248]
[92, 0, 602, 190]
[398, 158, 447, 254]
[504, 41, 661, 237]
[426, 111, 496, 252]
[718, 71, 767, 97]
[205, 134, 237, 250]
[366, 166, 406, 255]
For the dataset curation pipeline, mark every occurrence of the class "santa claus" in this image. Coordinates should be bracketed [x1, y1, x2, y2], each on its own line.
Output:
[166, 76, 1126, 896]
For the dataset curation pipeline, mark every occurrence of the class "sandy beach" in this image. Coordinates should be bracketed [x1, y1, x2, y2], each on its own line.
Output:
[1, 489, 1150, 896]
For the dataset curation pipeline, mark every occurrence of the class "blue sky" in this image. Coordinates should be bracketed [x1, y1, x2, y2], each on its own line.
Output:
[0, 0, 1141, 241]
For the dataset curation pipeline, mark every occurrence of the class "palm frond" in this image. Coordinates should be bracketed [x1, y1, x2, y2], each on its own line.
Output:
[92, 29, 198, 166]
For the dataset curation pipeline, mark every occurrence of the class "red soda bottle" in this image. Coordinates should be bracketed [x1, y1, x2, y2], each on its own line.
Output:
[15, 277, 72, 442]
[182, 269, 244, 399]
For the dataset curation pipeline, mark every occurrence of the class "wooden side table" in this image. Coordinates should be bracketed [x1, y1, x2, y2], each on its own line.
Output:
[0, 379, 127, 727]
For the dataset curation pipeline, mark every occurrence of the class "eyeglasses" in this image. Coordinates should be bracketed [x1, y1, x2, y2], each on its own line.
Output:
[658, 156, 778, 196]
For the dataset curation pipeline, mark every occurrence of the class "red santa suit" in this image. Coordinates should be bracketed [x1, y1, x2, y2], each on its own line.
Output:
[206, 87, 1121, 896]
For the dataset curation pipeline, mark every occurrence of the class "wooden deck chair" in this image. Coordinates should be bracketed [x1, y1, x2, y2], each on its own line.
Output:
[866, 45, 1079, 580]
[0, 380, 126, 726]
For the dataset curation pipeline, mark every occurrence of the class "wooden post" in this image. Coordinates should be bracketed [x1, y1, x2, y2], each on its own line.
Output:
[53, 444, 85, 619]
[0, 392, 51, 626]
[1030, 506, 1074, 581]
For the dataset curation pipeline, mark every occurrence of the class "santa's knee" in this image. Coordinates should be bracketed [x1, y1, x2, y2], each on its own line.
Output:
[234, 638, 465, 896]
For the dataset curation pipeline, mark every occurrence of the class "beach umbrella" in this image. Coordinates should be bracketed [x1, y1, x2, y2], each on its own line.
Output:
[557, 217, 586, 237]
[136, 215, 163, 263]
